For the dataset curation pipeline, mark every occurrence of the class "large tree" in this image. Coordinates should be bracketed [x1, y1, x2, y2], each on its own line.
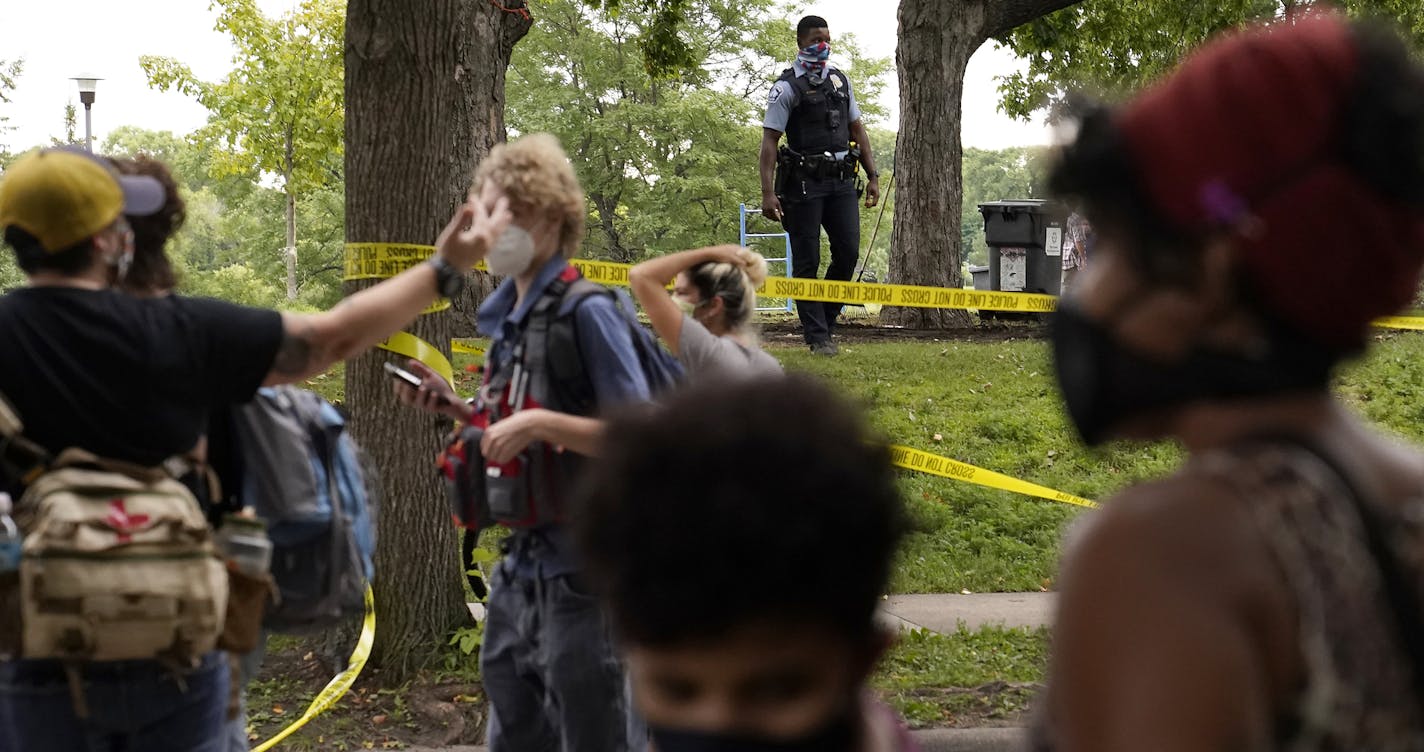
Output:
[883, 0, 1080, 329]
[142, 0, 344, 301]
[0, 58, 21, 167]
[998, 0, 1424, 119]
[343, 0, 531, 676]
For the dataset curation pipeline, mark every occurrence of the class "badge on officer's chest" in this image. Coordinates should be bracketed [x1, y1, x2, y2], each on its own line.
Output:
[830, 75, 844, 91]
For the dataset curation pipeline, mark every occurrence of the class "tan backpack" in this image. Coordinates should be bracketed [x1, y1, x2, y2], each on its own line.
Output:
[16, 450, 228, 672]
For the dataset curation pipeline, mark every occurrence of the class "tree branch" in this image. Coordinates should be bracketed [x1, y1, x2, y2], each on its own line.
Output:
[986, 0, 1083, 39]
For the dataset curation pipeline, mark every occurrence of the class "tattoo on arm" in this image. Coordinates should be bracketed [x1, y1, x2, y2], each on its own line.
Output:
[272, 321, 317, 377]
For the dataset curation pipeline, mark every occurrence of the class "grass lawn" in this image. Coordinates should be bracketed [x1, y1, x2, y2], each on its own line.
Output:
[776, 336, 1178, 593]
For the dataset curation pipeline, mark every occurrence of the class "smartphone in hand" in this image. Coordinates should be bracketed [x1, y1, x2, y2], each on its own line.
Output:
[384, 362, 449, 406]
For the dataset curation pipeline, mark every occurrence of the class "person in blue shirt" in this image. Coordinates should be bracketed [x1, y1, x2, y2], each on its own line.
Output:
[394, 133, 648, 752]
[760, 14, 880, 356]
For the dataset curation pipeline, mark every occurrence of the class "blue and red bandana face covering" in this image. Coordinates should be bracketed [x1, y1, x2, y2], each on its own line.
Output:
[796, 41, 831, 79]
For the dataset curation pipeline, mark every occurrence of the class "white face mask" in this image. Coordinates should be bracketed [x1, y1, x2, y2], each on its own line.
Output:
[674, 296, 700, 316]
[487, 225, 538, 277]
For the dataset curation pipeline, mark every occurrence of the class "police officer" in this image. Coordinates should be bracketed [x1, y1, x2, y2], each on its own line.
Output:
[761, 15, 879, 356]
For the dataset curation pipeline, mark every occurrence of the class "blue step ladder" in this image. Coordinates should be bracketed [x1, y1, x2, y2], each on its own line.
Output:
[739, 203, 795, 313]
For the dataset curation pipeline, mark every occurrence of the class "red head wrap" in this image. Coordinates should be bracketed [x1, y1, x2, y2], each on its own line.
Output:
[1117, 13, 1424, 348]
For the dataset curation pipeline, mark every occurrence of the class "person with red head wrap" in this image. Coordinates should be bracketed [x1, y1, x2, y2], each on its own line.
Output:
[1035, 12, 1424, 751]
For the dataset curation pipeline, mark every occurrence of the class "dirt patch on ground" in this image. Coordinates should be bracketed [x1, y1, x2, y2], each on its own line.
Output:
[245, 636, 487, 750]
[891, 681, 1043, 729]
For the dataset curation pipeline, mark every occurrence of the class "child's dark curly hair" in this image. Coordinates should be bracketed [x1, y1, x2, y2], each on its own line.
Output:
[574, 374, 906, 647]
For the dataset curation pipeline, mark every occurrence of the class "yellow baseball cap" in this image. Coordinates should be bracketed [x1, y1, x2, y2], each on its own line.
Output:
[0, 147, 165, 253]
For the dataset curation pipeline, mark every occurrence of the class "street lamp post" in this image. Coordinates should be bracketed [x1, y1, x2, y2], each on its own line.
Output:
[70, 77, 101, 152]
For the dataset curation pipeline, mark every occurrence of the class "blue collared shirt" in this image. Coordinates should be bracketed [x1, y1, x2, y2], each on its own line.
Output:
[477, 254, 651, 579]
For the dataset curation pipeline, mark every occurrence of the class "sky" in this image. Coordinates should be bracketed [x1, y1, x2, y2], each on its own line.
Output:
[0, 0, 1052, 155]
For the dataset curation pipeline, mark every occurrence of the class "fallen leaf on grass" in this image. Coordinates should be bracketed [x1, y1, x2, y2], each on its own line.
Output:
[932, 433, 943, 442]
[272, 705, 285, 715]
[372, 714, 388, 726]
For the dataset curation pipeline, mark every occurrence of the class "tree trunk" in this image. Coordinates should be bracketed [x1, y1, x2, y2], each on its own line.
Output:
[284, 187, 298, 301]
[883, 0, 1081, 328]
[591, 193, 629, 262]
[344, 0, 531, 679]
[284, 131, 299, 301]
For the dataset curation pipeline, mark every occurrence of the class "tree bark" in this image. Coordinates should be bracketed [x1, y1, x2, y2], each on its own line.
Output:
[284, 130, 299, 301]
[591, 193, 630, 262]
[344, 0, 531, 679]
[882, 0, 1080, 328]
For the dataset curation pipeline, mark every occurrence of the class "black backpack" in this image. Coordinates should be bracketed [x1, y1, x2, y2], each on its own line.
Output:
[439, 265, 683, 533]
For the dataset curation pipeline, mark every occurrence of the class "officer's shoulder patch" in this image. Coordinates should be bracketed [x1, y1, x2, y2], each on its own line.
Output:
[768, 83, 784, 104]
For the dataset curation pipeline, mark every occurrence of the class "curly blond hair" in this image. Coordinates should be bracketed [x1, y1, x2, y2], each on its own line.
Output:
[472, 133, 585, 257]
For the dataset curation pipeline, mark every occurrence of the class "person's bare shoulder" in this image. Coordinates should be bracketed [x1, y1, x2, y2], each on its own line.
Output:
[1043, 472, 1299, 751]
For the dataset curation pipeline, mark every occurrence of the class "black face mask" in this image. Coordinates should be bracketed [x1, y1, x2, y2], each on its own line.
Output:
[648, 711, 857, 752]
[1051, 296, 1332, 447]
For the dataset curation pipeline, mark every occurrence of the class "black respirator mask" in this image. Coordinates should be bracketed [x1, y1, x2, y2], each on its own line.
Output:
[1050, 292, 1333, 446]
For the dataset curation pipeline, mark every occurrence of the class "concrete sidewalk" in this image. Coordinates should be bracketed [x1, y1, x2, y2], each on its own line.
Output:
[879, 591, 1055, 634]
[406, 729, 1028, 752]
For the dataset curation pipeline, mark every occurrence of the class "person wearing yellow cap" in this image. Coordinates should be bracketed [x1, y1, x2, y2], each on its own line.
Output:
[0, 147, 512, 751]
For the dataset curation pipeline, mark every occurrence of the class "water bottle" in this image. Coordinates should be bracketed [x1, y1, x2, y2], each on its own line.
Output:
[0, 493, 20, 572]
[217, 513, 272, 578]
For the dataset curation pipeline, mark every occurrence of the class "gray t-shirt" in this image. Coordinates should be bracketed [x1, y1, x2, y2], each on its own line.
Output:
[677, 315, 783, 383]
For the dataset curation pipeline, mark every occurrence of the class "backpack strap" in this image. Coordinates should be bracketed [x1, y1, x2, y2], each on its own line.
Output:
[48, 448, 172, 485]
[521, 267, 605, 416]
[0, 392, 51, 486]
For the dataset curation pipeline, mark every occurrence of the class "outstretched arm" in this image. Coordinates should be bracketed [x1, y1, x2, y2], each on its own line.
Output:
[263, 196, 511, 385]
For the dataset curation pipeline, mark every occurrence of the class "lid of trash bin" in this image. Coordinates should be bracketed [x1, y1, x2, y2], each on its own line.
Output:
[977, 199, 1048, 217]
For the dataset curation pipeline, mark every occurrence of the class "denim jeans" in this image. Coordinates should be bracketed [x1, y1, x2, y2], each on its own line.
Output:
[480, 561, 641, 751]
[225, 635, 268, 752]
[0, 651, 230, 752]
[782, 181, 861, 345]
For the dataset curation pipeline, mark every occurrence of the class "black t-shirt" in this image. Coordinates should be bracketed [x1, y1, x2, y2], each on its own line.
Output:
[0, 287, 283, 488]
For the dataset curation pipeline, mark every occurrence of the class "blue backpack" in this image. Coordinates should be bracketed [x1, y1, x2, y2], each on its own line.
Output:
[231, 386, 377, 633]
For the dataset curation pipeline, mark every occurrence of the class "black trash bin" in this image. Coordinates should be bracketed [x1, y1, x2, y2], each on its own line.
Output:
[977, 200, 1069, 297]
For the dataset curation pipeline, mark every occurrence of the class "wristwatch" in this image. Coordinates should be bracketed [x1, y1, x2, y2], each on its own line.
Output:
[428, 254, 465, 298]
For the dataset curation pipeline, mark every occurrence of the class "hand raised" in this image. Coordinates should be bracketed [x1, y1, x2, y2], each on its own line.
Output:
[435, 194, 513, 271]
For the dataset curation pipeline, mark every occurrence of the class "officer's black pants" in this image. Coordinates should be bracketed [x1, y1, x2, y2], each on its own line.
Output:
[781, 183, 860, 345]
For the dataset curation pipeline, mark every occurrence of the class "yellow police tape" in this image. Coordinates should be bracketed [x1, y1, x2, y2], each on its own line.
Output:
[379, 331, 456, 386]
[346, 243, 1424, 327]
[452, 339, 485, 356]
[1373, 316, 1424, 332]
[889, 445, 1098, 509]
[253, 584, 376, 752]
